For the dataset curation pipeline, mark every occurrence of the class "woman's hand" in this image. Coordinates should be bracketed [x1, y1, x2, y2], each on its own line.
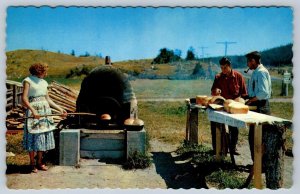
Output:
[32, 110, 41, 119]
[60, 109, 68, 118]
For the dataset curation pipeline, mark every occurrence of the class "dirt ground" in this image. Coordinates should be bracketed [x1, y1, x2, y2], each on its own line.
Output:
[5, 139, 293, 190]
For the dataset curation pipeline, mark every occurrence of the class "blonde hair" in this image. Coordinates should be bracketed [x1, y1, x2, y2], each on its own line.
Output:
[29, 63, 48, 76]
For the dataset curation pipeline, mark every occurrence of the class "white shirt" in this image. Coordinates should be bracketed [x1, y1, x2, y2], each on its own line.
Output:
[247, 64, 272, 100]
[22, 75, 48, 97]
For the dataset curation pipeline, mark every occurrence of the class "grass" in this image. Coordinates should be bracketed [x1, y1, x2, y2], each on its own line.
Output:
[175, 142, 249, 189]
[206, 169, 246, 189]
[6, 100, 293, 188]
[5, 50, 294, 188]
[132, 79, 214, 99]
[122, 151, 151, 170]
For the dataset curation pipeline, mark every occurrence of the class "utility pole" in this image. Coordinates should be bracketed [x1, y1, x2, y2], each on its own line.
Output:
[216, 41, 237, 56]
[199, 46, 208, 62]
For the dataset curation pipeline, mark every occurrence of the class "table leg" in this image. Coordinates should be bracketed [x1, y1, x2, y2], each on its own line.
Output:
[189, 108, 198, 144]
[225, 124, 236, 166]
[253, 124, 263, 189]
[216, 123, 222, 161]
[186, 108, 190, 142]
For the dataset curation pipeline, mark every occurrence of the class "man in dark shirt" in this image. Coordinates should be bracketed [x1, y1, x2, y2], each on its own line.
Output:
[210, 57, 248, 155]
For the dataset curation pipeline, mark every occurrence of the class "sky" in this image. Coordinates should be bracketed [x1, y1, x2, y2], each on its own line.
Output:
[6, 6, 293, 61]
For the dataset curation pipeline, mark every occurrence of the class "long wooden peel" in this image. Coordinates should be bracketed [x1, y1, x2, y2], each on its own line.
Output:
[23, 112, 96, 119]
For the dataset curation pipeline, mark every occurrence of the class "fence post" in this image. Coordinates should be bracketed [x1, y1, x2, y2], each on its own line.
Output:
[12, 85, 16, 108]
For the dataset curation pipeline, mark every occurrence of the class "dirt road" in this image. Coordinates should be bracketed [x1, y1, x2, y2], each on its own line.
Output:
[6, 139, 293, 189]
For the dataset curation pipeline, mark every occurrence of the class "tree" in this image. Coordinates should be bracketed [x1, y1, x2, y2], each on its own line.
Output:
[71, 50, 75, 56]
[186, 47, 196, 60]
[152, 48, 181, 64]
[192, 63, 206, 78]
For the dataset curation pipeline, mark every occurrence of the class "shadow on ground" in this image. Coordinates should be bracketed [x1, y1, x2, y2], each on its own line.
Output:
[6, 165, 33, 174]
[151, 151, 208, 189]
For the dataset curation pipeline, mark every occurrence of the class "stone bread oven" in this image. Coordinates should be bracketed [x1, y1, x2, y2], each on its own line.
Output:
[59, 66, 145, 166]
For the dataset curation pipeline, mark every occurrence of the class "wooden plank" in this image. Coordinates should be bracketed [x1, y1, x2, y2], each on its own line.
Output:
[189, 108, 198, 144]
[80, 150, 124, 159]
[81, 129, 124, 134]
[253, 124, 263, 189]
[6, 96, 13, 102]
[6, 80, 23, 87]
[6, 102, 13, 108]
[215, 123, 222, 162]
[80, 138, 124, 151]
[80, 132, 125, 140]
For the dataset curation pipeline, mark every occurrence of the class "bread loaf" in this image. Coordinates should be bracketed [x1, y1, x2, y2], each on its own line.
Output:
[196, 95, 212, 106]
[228, 102, 249, 114]
[196, 95, 207, 105]
[208, 96, 226, 105]
[234, 97, 246, 104]
[124, 118, 144, 126]
[223, 99, 234, 112]
[100, 114, 111, 120]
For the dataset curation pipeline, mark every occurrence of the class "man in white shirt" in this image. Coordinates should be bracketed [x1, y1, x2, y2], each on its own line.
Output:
[245, 51, 272, 114]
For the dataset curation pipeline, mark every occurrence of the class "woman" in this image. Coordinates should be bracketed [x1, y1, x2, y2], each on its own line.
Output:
[22, 63, 67, 173]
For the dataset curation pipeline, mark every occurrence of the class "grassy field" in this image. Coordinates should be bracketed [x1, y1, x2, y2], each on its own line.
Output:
[7, 101, 293, 163]
[6, 50, 294, 188]
[6, 91, 293, 188]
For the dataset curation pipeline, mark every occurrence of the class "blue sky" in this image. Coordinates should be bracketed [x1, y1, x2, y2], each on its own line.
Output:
[6, 6, 293, 61]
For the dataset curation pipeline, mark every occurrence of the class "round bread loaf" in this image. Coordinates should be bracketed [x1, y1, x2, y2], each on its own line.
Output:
[234, 97, 246, 104]
[100, 114, 111, 120]
[223, 99, 234, 112]
[228, 102, 249, 114]
[196, 95, 207, 105]
[124, 118, 144, 126]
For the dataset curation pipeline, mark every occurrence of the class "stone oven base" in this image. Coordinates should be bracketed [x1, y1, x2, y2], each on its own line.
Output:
[59, 128, 146, 166]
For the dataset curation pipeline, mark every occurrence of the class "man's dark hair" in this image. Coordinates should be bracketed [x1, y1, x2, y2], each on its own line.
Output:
[245, 51, 261, 64]
[219, 57, 231, 66]
[105, 56, 111, 65]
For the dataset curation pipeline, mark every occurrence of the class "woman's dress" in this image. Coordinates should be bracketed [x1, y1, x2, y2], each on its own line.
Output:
[22, 76, 55, 151]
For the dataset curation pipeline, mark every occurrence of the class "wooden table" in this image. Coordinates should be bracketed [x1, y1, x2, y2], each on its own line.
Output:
[185, 100, 292, 189]
[206, 109, 291, 189]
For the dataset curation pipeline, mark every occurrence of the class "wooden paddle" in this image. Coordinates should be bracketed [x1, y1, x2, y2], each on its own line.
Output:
[24, 112, 96, 119]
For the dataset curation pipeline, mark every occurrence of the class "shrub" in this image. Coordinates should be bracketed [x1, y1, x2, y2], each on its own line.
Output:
[206, 169, 245, 189]
[122, 151, 151, 170]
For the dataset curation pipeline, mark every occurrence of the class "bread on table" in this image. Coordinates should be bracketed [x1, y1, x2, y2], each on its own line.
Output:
[223, 99, 234, 112]
[196, 95, 212, 106]
[208, 96, 226, 105]
[234, 97, 246, 104]
[228, 102, 249, 114]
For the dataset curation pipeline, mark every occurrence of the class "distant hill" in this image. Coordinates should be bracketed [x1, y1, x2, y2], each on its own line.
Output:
[6, 44, 293, 80]
[207, 43, 293, 69]
[6, 49, 105, 79]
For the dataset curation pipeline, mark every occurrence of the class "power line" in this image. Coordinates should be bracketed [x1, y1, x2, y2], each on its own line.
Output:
[198, 46, 208, 58]
[216, 41, 237, 56]
[198, 46, 208, 62]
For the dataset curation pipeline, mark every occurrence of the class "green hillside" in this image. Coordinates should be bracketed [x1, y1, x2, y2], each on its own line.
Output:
[6, 49, 213, 80]
[6, 44, 293, 81]
[6, 49, 104, 79]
